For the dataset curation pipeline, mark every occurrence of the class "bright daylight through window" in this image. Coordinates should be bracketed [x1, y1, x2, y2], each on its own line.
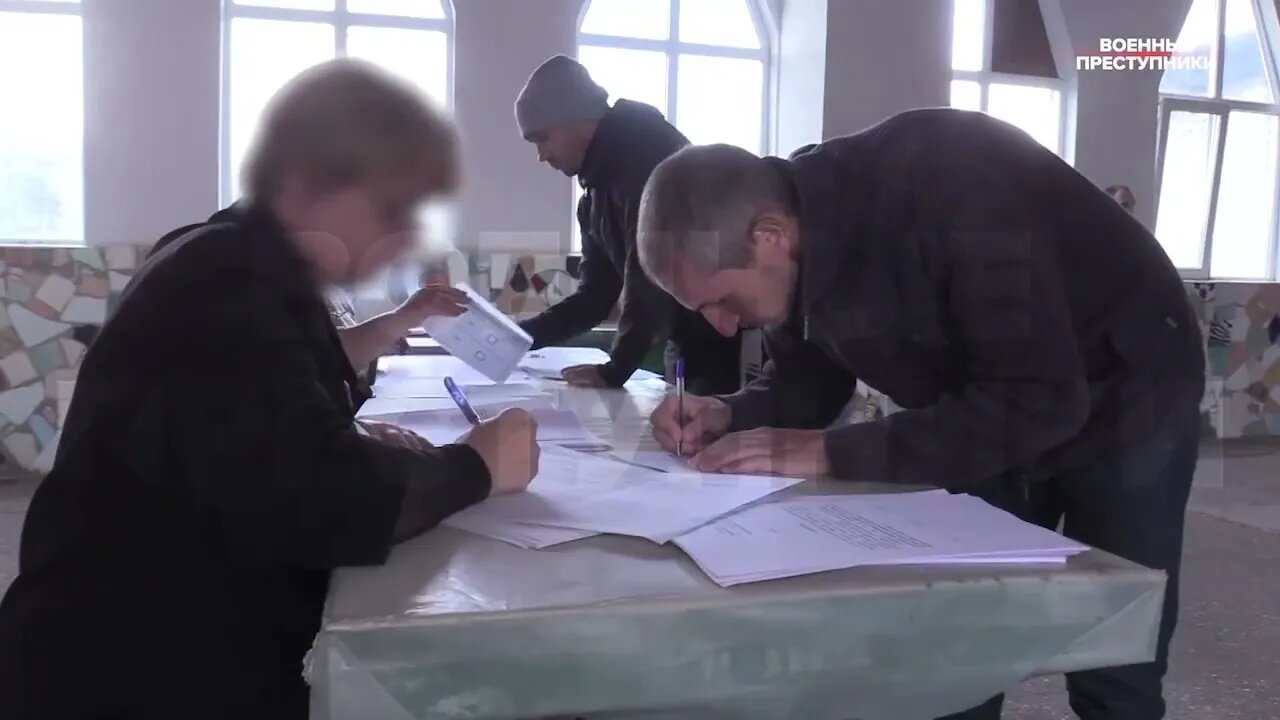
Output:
[572, 0, 771, 252]
[223, 0, 454, 302]
[0, 0, 83, 244]
[1155, 0, 1280, 280]
[949, 0, 1066, 156]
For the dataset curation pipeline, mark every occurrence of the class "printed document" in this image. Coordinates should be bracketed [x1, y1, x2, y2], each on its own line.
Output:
[673, 490, 1087, 586]
[446, 446, 803, 544]
[420, 283, 533, 382]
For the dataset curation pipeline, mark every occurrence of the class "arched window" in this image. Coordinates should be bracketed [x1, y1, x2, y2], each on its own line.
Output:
[572, 0, 773, 251]
[221, 0, 453, 203]
[949, 0, 1069, 156]
[1154, 0, 1280, 280]
[0, 0, 83, 244]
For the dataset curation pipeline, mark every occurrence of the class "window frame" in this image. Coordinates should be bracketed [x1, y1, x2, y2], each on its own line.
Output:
[571, 0, 775, 254]
[218, 0, 454, 204]
[950, 0, 1071, 157]
[0, 0, 84, 246]
[1155, 0, 1280, 280]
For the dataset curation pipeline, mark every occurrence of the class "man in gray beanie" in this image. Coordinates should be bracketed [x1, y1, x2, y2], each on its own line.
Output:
[512, 54, 743, 394]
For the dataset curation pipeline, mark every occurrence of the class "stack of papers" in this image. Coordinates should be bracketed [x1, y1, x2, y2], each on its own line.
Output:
[672, 490, 1088, 587]
[444, 447, 803, 546]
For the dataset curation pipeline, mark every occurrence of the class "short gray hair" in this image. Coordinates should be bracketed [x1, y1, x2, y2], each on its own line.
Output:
[637, 144, 794, 289]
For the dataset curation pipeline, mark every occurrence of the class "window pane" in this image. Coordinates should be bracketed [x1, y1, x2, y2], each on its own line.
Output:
[1209, 112, 1278, 279]
[986, 83, 1059, 154]
[679, 0, 761, 49]
[233, 0, 335, 9]
[0, 12, 83, 242]
[952, 0, 985, 71]
[675, 55, 763, 154]
[1221, 0, 1273, 102]
[1160, 0, 1215, 97]
[577, 45, 668, 116]
[348, 0, 446, 18]
[950, 79, 981, 110]
[228, 18, 335, 198]
[580, 0, 670, 41]
[1155, 111, 1220, 269]
[347, 27, 448, 107]
[571, 183, 584, 253]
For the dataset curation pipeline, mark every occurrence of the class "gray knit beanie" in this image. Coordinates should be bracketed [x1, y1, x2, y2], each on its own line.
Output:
[515, 55, 610, 139]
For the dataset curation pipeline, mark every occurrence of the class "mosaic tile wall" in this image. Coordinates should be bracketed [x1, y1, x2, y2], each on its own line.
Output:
[1188, 282, 1280, 438]
[0, 245, 145, 472]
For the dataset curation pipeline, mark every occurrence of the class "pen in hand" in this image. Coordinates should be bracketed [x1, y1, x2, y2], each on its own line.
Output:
[443, 377, 482, 425]
[675, 358, 685, 457]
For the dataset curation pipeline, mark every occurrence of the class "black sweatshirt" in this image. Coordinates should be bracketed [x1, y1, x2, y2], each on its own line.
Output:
[518, 100, 742, 392]
[0, 204, 490, 719]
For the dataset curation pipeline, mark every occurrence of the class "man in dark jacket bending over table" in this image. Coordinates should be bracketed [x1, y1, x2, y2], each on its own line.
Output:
[0, 60, 539, 720]
[642, 109, 1205, 720]
[513, 55, 742, 394]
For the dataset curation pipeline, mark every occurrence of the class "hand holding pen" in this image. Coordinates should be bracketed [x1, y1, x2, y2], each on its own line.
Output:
[446, 377, 541, 496]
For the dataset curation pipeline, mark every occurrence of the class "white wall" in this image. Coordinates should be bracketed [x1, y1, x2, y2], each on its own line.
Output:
[820, 0, 950, 139]
[1060, 0, 1192, 229]
[775, 0, 826, 154]
[82, 0, 221, 246]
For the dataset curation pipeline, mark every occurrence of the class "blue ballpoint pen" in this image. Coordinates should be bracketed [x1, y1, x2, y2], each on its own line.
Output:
[443, 377, 482, 425]
[675, 358, 685, 457]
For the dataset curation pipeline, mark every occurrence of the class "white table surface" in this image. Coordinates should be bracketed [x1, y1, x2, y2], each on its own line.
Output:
[309, 358, 1166, 720]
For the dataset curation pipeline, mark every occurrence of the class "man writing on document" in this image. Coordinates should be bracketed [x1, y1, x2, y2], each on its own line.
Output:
[512, 55, 742, 394]
[639, 109, 1204, 720]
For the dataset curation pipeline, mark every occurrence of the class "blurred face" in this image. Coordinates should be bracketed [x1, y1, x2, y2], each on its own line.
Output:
[527, 123, 594, 176]
[275, 173, 431, 285]
[662, 214, 801, 336]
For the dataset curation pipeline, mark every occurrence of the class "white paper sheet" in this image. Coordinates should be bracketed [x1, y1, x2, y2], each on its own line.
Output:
[420, 283, 533, 383]
[673, 491, 1087, 586]
[612, 449, 697, 474]
[379, 406, 601, 445]
[518, 348, 665, 383]
[376, 355, 535, 387]
[451, 447, 803, 544]
[443, 513, 597, 549]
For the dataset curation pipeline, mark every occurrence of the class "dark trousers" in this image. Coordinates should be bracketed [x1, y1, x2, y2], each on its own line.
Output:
[939, 411, 1199, 720]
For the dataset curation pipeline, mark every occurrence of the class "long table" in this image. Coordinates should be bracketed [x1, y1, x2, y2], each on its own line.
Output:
[308, 359, 1165, 720]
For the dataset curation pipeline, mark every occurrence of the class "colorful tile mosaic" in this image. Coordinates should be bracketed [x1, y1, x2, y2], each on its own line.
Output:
[0, 245, 147, 469]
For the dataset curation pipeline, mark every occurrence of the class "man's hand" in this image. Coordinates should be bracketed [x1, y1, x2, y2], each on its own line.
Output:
[561, 364, 608, 388]
[650, 393, 732, 457]
[691, 428, 830, 477]
[395, 284, 468, 325]
[359, 420, 435, 453]
[461, 408, 541, 496]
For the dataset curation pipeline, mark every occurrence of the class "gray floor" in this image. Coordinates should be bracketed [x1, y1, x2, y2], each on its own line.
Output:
[2, 440, 1279, 719]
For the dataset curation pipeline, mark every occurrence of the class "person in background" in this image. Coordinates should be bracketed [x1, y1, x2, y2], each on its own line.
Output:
[1105, 184, 1136, 213]
[0, 59, 540, 720]
[512, 55, 742, 395]
[640, 110, 1204, 720]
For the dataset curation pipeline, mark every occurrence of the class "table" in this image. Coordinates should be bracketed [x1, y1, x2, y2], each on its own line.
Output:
[308, 360, 1166, 720]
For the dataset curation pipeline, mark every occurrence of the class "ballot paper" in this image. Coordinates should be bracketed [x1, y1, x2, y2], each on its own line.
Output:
[672, 490, 1088, 587]
[420, 283, 533, 383]
[610, 449, 697, 474]
[379, 404, 602, 446]
[519, 347, 664, 382]
[445, 446, 803, 545]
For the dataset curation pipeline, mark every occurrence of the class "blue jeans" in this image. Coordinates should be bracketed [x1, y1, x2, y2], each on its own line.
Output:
[939, 410, 1200, 720]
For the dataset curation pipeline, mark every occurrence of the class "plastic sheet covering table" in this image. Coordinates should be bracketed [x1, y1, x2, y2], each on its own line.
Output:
[309, 363, 1166, 720]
